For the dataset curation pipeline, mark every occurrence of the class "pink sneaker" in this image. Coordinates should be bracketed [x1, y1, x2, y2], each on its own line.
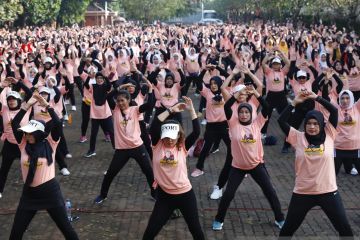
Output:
[191, 168, 204, 178]
[79, 136, 88, 143]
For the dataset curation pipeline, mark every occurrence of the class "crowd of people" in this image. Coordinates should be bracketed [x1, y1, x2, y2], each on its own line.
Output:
[0, 21, 359, 239]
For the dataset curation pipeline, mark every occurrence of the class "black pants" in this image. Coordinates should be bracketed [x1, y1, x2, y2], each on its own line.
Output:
[198, 96, 206, 113]
[10, 206, 78, 240]
[195, 123, 232, 189]
[81, 102, 90, 136]
[182, 74, 199, 96]
[279, 192, 353, 238]
[59, 119, 70, 156]
[89, 116, 114, 152]
[143, 188, 205, 240]
[261, 91, 289, 134]
[56, 148, 68, 170]
[100, 145, 154, 198]
[0, 140, 20, 193]
[74, 76, 83, 97]
[215, 164, 284, 223]
[334, 149, 360, 175]
[140, 120, 153, 160]
[67, 83, 76, 106]
[144, 92, 155, 124]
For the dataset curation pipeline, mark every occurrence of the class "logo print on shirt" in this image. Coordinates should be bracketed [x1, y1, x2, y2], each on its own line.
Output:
[240, 133, 256, 143]
[162, 92, 173, 99]
[160, 150, 178, 166]
[304, 144, 324, 155]
[23, 160, 43, 168]
[340, 111, 356, 126]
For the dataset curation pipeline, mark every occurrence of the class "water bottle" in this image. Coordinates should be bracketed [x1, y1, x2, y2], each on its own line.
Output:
[65, 199, 72, 221]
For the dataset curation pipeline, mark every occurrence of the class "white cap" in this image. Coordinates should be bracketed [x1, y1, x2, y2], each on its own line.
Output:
[272, 57, 282, 64]
[39, 86, 51, 95]
[161, 124, 180, 140]
[46, 76, 57, 86]
[19, 120, 45, 133]
[6, 91, 21, 100]
[232, 84, 246, 94]
[88, 66, 98, 74]
[43, 57, 53, 64]
[297, 70, 307, 78]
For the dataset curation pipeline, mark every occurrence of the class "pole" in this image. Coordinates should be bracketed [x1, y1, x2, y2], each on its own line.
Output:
[105, 1, 108, 24]
[201, 1, 204, 21]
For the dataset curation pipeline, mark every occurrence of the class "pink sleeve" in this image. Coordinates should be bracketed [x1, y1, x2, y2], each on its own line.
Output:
[354, 100, 360, 112]
[286, 127, 299, 147]
[200, 86, 210, 98]
[254, 113, 267, 129]
[59, 86, 67, 95]
[325, 122, 337, 140]
[264, 65, 271, 75]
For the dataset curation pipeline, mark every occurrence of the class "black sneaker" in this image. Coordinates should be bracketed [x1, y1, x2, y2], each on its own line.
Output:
[94, 195, 106, 204]
[281, 146, 289, 153]
[84, 151, 96, 158]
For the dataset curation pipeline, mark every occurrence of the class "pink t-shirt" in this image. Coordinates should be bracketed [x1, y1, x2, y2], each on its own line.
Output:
[157, 83, 181, 108]
[348, 72, 360, 91]
[19, 136, 59, 187]
[89, 85, 112, 119]
[1, 106, 31, 144]
[152, 141, 192, 194]
[289, 78, 313, 96]
[264, 66, 287, 93]
[134, 93, 145, 121]
[228, 113, 267, 170]
[200, 87, 226, 123]
[334, 101, 360, 150]
[286, 126, 338, 194]
[113, 106, 143, 149]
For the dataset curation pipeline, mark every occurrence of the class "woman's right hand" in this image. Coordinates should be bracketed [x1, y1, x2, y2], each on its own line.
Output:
[169, 102, 186, 113]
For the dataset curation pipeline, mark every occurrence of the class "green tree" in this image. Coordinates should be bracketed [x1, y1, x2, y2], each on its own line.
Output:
[57, 0, 91, 26]
[20, 0, 62, 25]
[0, 0, 23, 25]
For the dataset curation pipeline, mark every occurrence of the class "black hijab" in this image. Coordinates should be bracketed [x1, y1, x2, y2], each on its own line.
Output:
[25, 130, 53, 186]
[165, 71, 175, 88]
[210, 76, 223, 102]
[304, 110, 326, 146]
[238, 103, 252, 126]
[93, 72, 108, 106]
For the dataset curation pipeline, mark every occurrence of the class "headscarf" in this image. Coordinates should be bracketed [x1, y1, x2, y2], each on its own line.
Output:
[338, 90, 354, 110]
[304, 110, 326, 146]
[164, 71, 175, 88]
[93, 72, 108, 106]
[238, 103, 253, 126]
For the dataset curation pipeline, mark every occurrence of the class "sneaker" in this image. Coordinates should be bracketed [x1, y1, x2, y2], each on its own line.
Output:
[191, 168, 204, 178]
[104, 134, 111, 142]
[210, 185, 222, 200]
[275, 220, 285, 229]
[84, 151, 96, 158]
[60, 168, 70, 176]
[103, 170, 107, 175]
[210, 148, 219, 154]
[65, 153, 72, 159]
[212, 220, 223, 231]
[261, 133, 267, 140]
[201, 119, 207, 125]
[350, 167, 358, 176]
[64, 114, 69, 121]
[64, 99, 70, 105]
[79, 136, 88, 143]
[0, 192, 2, 199]
[281, 146, 289, 154]
[194, 93, 200, 97]
[94, 195, 106, 204]
[71, 106, 77, 111]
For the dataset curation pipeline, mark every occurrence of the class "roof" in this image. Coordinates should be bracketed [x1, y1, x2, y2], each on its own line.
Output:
[86, 2, 115, 13]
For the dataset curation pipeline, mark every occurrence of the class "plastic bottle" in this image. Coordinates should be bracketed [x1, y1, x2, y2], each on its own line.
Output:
[65, 199, 72, 221]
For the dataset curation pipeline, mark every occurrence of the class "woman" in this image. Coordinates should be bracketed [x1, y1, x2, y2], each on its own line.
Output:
[9, 92, 78, 239]
[334, 90, 360, 175]
[94, 78, 155, 204]
[0, 78, 32, 198]
[142, 96, 205, 240]
[277, 91, 353, 237]
[212, 86, 284, 231]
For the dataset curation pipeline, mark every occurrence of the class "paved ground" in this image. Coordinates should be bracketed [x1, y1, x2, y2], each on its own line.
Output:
[1, 88, 360, 240]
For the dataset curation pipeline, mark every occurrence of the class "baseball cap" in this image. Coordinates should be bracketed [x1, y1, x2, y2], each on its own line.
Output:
[297, 70, 307, 78]
[272, 57, 282, 64]
[6, 91, 21, 100]
[39, 86, 51, 95]
[232, 84, 246, 93]
[19, 120, 45, 133]
[161, 124, 180, 140]
[43, 57, 53, 64]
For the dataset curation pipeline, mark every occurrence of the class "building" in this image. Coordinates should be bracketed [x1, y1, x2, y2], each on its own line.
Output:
[84, 2, 119, 26]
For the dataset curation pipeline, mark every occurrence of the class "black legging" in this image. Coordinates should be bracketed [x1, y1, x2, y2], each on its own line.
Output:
[58, 118, 70, 156]
[143, 188, 205, 240]
[195, 123, 232, 189]
[279, 192, 353, 238]
[74, 76, 83, 97]
[0, 140, 20, 193]
[100, 145, 154, 198]
[10, 206, 78, 240]
[139, 120, 153, 160]
[335, 158, 360, 175]
[55, 148, 68, 170]
[89, 116, 114, 152]
[261, 91, 289, 134]
[81, 101, 90, 136]
[182, 74, 199, 96]
[67, 84, 76, 106]
[215, 164, 284, 223]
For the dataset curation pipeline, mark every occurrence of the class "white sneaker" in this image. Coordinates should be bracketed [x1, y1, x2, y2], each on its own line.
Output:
[350, 168, 358, 176]
[64, 99, 70, 105]
[65, 153, 72, 159]
[64, 115, 69, 121]
[261, 133, 267, 140]
[210, 185, 222, 200]
[0, 192, 2, 198]
[60, 168, 70, 176]
[194, 93, 200, 97]
[71, 106, 77, 111]
[191, 168, 204, 177]
[104, 170, 107, 175]
[201, 119, 207, 125]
